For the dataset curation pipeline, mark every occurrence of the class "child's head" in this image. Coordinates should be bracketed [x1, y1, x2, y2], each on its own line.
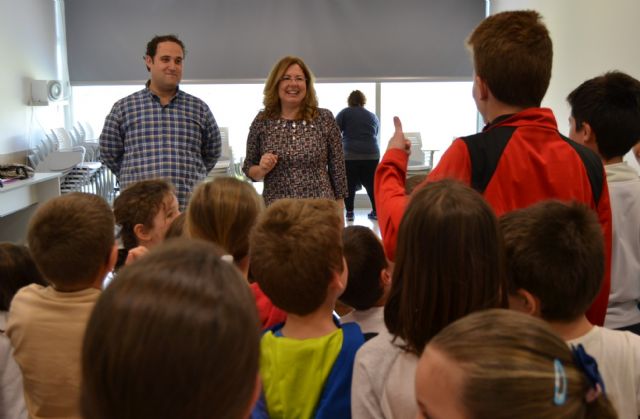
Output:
[164, 212, 186, 240]
[186, 177, 264, 262]
[0, 243, 46, 311]
[405, 173, 427, 194]
[567, 71, 640, 160]
[27, 193, 115, 290]
[250, 198, 344, 316]
[385, 180, 506, 355]
[340, 226, 390, 310]
[499, 200, 604, 322]
[81, 239, 260, 419]
[113, 179, 179, 250]
[416, 309, 616, 419]
[467, 10, 552, 109]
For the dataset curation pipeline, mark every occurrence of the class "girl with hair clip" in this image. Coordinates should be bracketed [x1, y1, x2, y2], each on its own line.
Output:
[351, 179, 507, 418]
[416, 309, 617, 419]
[81, 239, 261, 419]
[186, 176, 286, 329]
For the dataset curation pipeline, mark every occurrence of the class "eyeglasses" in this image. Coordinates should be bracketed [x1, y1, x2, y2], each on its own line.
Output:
[280, 75, 307, 84]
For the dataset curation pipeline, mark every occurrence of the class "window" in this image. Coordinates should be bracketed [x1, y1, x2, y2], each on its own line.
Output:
[71, 80, 477, 169]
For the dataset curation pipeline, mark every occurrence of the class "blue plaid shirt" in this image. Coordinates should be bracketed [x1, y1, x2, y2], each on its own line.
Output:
[100, 85, 221, 208]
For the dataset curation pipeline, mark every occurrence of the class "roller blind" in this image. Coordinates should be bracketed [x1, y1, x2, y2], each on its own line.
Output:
[65, 0, 484, 83]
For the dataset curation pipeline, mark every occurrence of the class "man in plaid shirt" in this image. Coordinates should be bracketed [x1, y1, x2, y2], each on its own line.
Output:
[100, 34, 221, 209]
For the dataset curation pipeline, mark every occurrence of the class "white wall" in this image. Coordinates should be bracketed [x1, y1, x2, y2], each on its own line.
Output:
[490, 0, 640, 170]
[0, 0, 65, 161]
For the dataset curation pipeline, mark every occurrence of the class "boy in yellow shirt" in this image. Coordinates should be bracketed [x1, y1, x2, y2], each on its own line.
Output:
[249, 198, 364, 418]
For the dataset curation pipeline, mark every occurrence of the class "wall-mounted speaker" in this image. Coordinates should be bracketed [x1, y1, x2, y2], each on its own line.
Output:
[30, 80, 64, 106]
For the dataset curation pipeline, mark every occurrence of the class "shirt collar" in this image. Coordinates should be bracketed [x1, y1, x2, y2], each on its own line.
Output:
[144, 80, 181, 104]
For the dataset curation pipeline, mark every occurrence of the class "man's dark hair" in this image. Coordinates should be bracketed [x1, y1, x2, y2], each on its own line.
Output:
[144, 34, 185, 70]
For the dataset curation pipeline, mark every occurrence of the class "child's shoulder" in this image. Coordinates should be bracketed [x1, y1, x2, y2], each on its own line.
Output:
[11, 283, 48, 303]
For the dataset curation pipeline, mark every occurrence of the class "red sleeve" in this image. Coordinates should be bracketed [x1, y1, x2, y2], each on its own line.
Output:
[585, 178, 612, 326]
[426, 139, 472, 185]
[374, 148, 410, 261]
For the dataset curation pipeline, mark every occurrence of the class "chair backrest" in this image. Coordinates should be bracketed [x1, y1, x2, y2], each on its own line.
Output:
[405, 132, 426, 167]
[51, 128, 74, 150]
[219, 127, 232, 161]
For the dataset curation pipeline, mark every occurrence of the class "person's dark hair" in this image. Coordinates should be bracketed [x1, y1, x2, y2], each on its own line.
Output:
[249, 199, 343, 316]
[114, 179, 175, 250]
[567, 71, 640, 160]
[467, 10, 552, 108]
[499, 200, 604, 322]
[81, 239, 260, 419]
[424, 309, 617, 419]
[164, 212, 186, 240]
[27, 193, 114, 290]
[0, 243, 46, 312]
[385, 180, 506, 355]
[405, 174, 427, 194]
[340, 226, 387, 310]
[348, 90, 366, 107]
[145, 34, 185, 71]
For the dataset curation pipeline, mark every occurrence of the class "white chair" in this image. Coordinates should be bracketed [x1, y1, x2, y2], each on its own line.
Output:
[404, 132, 437, 178]
[405, 132, 427, 169]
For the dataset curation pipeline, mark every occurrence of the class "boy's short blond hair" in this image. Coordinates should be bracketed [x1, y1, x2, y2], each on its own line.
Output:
[27, 193, 114, 289]
[249, 199, 343, 315]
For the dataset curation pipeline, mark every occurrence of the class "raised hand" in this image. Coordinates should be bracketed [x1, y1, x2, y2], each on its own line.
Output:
[386, 116, 411, 154]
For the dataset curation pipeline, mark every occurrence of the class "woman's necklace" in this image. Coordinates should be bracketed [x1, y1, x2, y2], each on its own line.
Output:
[279, 119, 307, 140]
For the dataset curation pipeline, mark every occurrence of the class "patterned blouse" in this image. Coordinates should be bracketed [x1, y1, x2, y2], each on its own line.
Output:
[242, 108, 348, 206]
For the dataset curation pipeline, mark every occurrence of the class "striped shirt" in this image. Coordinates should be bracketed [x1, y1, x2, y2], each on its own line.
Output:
[100, 85, 221, 208]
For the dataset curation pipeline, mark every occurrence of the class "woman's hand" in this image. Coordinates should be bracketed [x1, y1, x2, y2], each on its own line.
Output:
[248, 152, 278, 181]
[259, 152, 278, 174]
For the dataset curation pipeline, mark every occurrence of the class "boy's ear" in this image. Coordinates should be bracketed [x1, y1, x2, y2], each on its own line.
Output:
[379, 267, 392, 289]
[133, 223, 151, 242]
[331, 258, 349, 296]
[508, 288, 541, 317]
[475, 75, 490, 101]
[579, 121, 597, 146]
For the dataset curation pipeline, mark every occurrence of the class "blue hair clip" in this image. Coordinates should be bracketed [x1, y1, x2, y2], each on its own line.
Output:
[571, 344, 606, 396]
[553, 359, 567, 406]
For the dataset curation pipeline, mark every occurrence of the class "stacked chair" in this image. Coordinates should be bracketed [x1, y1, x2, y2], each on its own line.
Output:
[27, 122, 117, 204]
[404, 132, 437, 177]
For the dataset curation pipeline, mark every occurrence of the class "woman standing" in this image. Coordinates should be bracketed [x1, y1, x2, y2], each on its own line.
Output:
[336, 90, 380, 221]
[243, 56, 347, 207]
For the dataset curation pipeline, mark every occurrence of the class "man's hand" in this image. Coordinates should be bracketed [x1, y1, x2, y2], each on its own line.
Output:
[386, 116, 411, 154]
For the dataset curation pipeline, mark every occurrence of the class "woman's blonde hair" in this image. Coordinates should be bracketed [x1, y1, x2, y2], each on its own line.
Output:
[186, 177, 264, 262]
[261, 55, 319, 121]
[424, 309, 617, 419]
